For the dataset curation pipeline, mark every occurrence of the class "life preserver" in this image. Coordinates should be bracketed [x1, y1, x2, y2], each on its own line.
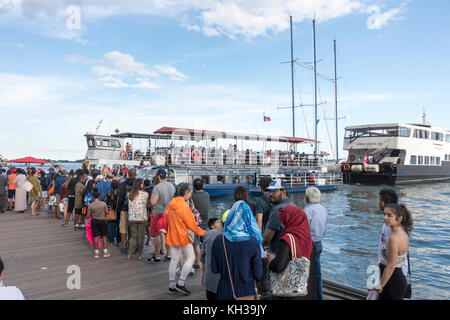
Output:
[120, 151, 128, 160]
[191, 149, 201, 161]
[343, 163, 351, 171]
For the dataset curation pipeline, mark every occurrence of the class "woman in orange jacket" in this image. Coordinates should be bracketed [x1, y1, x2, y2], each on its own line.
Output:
[166, 183, 206, 295]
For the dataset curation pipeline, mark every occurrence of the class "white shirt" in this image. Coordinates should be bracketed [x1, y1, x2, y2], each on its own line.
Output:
[0, 282, 25, 300]
[378, 223, 409, 277]
[304, 203, 328, 243]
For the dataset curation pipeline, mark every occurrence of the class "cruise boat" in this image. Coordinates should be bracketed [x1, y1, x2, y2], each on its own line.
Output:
[83, 126, 342, 197]
[341, 120, 450, 184]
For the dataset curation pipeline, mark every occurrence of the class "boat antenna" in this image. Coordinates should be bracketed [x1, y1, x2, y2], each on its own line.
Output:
[422, 108, 427, 124]
[95, 119, 103, 135]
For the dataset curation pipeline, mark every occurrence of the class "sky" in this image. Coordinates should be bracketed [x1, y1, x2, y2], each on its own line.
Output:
[1, 0, 450, 161]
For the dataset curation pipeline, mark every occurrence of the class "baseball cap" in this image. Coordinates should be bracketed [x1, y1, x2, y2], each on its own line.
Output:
[266, 179, 286, 191]
[156, 168, 167, 178]
[95, 175, 104, 181]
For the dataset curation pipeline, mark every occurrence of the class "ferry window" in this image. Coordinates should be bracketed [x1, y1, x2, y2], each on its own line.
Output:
[446, 135, 450, 143]
[96, 139, 101, 147]
[102, 140, 112, 147]
[436, 157, 441, 165]
[431, 132, 444, 141]
[414, 129, 429, 139]
[410, 155, 417, 165]
[109, 140, 121, 148]
[399, 127, 411, 137]
[430, 156, 435, 165]
[424, 156, 429, 165]
[87, 138, 95, 147]
[418, 156, 423, 165]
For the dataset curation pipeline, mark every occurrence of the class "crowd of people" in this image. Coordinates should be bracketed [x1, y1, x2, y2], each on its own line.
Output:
[0, 164, 413, 301]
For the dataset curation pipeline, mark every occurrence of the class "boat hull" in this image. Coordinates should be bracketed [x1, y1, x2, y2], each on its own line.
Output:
[342, 161, 450, 184]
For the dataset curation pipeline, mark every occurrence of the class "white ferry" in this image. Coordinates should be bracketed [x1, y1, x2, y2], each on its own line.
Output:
[83, 126, 342, 196]
[341, 119, 450, 184]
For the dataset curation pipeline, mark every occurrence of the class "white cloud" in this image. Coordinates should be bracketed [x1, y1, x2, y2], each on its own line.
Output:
[0, 0, 370, 40]
[3, 42, 25, 48]
[155, 65, 189, 81]
[366, 3, 407, 30]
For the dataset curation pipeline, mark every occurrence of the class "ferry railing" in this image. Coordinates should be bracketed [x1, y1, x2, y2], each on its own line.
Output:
[283, 171, 343, 187]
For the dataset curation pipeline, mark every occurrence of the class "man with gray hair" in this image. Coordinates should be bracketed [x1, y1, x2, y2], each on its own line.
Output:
[304, 186, 328, 300]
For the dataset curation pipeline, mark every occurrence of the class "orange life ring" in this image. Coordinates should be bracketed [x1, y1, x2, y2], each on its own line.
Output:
[343, 163, 351, 171]
[191, 149, 201, 161]
[120, 151, 128, 160]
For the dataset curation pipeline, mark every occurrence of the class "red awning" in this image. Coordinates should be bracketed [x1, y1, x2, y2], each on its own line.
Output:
[7, 157, 52, 164]
[154, 127, 319, 144]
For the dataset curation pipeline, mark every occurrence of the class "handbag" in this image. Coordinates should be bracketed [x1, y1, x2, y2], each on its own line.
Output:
[404, 253, 412, 298]
[187, 230, 195, 243]
[269, 233, 310, 297]
[157, 206, 169, 234]
[106, 193, 119, 221]
[23, 180, 33, 192]
[190, 200, 202, 226]
[48, 182, 55, 195]
[222, 234, 260, 300]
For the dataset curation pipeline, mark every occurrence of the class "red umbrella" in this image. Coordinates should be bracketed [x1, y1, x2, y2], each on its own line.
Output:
[7, 156, 52, 164]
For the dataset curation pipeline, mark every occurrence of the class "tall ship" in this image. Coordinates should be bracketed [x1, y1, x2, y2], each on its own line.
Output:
[341, 116, 450, 184]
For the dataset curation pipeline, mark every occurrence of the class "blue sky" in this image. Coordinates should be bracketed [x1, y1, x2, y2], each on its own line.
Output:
[1, 0, 449, 161]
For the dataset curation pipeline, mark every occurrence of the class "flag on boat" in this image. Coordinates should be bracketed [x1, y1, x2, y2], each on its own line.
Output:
[363, 153, 368, 168]
[263, 114, 271, 122]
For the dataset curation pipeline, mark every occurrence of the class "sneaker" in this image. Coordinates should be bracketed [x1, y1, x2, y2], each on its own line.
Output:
[103, 250, 111, 258]
[175, 284, 191, 295]
[145, 240, 152, 246]
[189, 268, 195, 276]
[147, 256, 161, 264]
[168, 287, 177, 294]
[164, 255, 171, 262]
[176, 267, 181, 275]
[94, 251, 100, 259]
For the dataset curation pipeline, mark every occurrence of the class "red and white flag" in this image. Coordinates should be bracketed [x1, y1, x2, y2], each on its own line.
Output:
[363, 153, 368, 168]
[264, 115, 271, 122]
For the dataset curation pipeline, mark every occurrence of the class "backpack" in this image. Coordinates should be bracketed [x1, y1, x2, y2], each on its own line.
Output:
[121, 180, 134, 210]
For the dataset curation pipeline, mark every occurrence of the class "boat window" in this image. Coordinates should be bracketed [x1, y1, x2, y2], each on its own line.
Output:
[424, 156, 429, 165]
[418, 156, 423, 165]
[431, 132, 444, 141]
[96, 139, 102, 147]
[399, 127, 411, 137]
[413, 129, 429, 139]
[446, 135, 450, 143]
[410, 155, 417, 165]
[430, 156, 435, 165]
[87, 137, 95, 148]
[436, 157, 441, 165]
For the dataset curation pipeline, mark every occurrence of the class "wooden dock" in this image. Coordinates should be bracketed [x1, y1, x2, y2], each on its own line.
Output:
[0, 210, 366, 300]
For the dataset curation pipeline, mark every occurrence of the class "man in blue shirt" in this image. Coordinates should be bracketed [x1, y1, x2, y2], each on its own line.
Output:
[303, 187, 328, 300]
[95, 175, 112, 201]
[262, 179, 294, 253]
[54, 171, 67, 219]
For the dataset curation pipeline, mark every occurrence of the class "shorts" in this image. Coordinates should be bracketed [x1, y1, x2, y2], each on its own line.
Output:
[41, 191, 48, 199]
[119, 211, 128, 234]
[150, 214, 164, 237]
[193, 234, 201, 246]
[62, 198, 69, 205]
[8, 189, 15, 199]
[74, 208, 83, 215]
[67, 197, 75, 213]
[91, 219, 107, 238]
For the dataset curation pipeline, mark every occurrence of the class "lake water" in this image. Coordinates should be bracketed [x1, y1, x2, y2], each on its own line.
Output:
[209, 182, 450, 300]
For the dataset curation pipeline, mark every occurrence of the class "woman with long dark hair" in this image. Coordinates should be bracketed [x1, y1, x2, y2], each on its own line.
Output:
[376, 203, 413, 300]
[127, 178, 149, 260]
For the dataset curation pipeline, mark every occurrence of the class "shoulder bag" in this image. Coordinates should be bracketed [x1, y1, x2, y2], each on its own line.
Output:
[222, 234, 260, 300]
[23, 180, 33, 192]
[269, 233, 310, 297]
[404, 253, 412, 298]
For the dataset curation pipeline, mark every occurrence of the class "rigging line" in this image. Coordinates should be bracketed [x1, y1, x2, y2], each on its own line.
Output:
[317, 82, 335, 159]
[293, 65, 311, 138]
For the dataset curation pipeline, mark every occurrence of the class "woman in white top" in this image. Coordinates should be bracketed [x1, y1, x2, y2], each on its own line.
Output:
[0, 258, 25, 300]
[376, 204, 413, 300]
[13, 169, 27, 212]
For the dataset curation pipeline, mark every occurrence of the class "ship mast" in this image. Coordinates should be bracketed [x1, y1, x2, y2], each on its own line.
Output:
[312, 19, 318, 158]
[290, 16, 295, 138]
[334, 39, 339, 164]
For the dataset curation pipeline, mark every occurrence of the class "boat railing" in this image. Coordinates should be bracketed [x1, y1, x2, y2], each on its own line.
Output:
[279, 171, 343, 187]
[168, 147, 326, 168]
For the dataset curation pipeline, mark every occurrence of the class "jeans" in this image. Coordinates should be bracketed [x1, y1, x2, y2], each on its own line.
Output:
[107, 221, 120, 244]
[313, 241, 323, 300]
